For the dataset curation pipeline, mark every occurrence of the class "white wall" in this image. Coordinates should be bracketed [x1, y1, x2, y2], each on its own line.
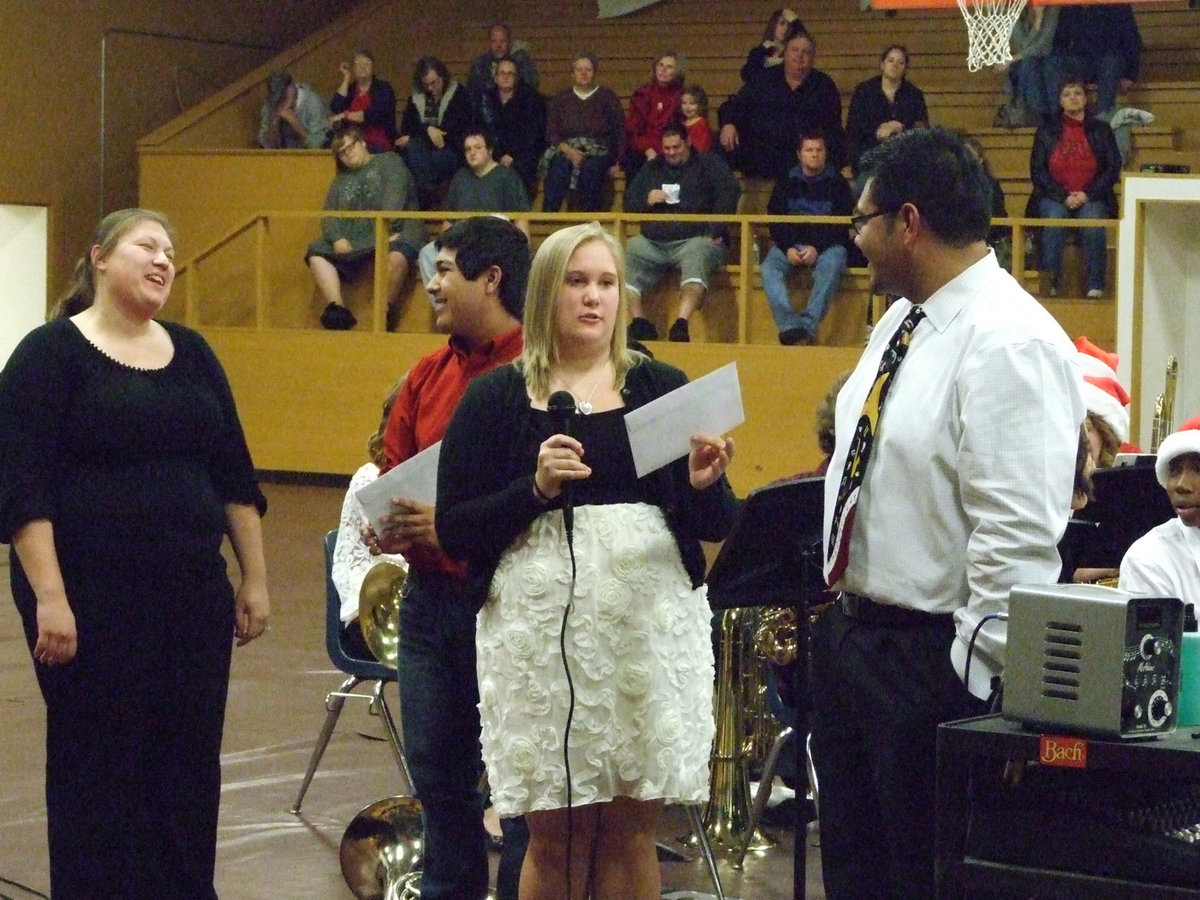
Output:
[0, 205, 48, 367]
[1117, 175, 1200, 448]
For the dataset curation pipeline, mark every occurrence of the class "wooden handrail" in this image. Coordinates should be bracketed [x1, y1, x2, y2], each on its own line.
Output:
[177, 210, 1119, 337]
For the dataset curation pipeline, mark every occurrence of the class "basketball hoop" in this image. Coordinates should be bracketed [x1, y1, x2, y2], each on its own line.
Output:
[956, 0, 1028, 71]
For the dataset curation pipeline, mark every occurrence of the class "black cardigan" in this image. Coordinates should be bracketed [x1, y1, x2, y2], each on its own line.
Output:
[1026, 114, 1122, 219]
[435, 358, 741, 610]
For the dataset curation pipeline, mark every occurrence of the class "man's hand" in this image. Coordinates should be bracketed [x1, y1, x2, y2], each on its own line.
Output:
[647, 188, 669, 205]
[720, 124, 739, 152]
[378, 498, 440, 555]
[332, 238, 353, 254]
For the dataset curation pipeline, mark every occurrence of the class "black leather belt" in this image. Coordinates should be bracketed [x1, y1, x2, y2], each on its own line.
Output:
[837, 592, 954, 626]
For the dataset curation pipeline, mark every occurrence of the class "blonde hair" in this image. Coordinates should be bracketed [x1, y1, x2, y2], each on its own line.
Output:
[521, 222, 640, 401]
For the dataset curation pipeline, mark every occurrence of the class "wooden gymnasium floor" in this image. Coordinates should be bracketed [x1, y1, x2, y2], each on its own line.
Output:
[0, 482, 823, 900]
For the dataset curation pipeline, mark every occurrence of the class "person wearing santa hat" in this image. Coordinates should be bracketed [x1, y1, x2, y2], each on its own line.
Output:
[1118, 414, 1200, 601]
[1075, 335, 1141, 467]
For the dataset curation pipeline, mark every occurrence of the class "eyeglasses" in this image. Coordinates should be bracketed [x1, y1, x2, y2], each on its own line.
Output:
[335, 140, 362, 158]
[849, 209, 890, 236]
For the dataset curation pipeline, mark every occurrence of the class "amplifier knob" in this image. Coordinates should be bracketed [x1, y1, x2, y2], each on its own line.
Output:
[1140, 634, 1159, 659]
[1147, 689, 1172, 728]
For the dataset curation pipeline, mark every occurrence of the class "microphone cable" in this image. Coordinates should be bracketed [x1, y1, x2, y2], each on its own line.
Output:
[546, 389, 581, 899]
[964, 612, 1008, 712]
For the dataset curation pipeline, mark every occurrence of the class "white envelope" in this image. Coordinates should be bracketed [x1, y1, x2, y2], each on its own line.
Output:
[624, 362, 744, 478]
[355, 440, 441, 537]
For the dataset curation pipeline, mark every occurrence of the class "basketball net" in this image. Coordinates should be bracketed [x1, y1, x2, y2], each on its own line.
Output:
[956, 0, 1028, 71]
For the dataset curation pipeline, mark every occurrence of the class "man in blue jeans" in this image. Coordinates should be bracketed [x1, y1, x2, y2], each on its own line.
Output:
[1044, 2, 1141, 117]
[762, 129, 852, 345]
[373, 216, 530, 899]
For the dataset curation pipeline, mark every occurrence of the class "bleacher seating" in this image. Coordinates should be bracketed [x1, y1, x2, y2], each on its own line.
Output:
[140, 0, 1200, 348]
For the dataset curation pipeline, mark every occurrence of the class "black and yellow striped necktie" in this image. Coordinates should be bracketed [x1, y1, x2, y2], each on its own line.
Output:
[826, 304, 926, 586]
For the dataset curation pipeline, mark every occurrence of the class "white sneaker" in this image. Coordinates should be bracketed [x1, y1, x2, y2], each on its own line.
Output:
[1086, 289, 1104, 299]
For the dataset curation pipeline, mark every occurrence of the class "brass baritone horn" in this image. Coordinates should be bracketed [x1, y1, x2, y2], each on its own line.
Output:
[1151, 356, 1178, 452]
[359, 561, 405, 667]
[340, 796, 424, 900]
[344, 563, 422, 899]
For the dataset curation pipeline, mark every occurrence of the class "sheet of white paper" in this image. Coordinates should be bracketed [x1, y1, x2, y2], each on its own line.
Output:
[624, 362, 744, 478]
[355, 441, 441, 536]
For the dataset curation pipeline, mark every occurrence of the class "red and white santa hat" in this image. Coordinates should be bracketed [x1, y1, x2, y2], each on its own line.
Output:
[1156, 414, 1200, 487]
[1075, 336, 1130, 444]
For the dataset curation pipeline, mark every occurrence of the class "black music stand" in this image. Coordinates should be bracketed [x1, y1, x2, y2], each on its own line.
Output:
[707, 476, 828, 899]
[708, 476, 826, 611]
[1074, 464, 1176, 569]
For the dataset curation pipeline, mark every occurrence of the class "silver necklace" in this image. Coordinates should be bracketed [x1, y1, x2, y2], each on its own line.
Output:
[575, 378, 601, 415]
[560, 366, 607, 415]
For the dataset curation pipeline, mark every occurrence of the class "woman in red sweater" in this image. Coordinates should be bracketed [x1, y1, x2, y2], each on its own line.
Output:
[622, 52, 684, 177]
[1027, 75, 1121, 298]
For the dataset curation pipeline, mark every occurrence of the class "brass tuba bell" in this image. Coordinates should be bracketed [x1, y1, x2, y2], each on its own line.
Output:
[359, 561, 406, 667]
[340, 796, 425, 900]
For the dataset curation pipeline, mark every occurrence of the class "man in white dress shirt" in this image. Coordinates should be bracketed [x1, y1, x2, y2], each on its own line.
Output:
[812, 127, 1084, 899]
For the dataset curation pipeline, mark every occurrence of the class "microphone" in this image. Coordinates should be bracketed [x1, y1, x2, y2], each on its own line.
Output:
[546, 390, 576, 538]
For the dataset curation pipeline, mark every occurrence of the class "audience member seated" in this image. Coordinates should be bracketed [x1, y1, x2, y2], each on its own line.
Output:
[476, 57, 547, 199]
[417, 129, 531, 297]
[332, 379, 409, 661]
[845, 44, 928, 177]
[1045, 2, 1141, 118]
[762, 129, 852, 346]
[1027, 76, 1121, 299]
[622, 51, 685, 178]
[719, 27, 845, 178]
[996, 4, 1059, 123]
[623, 123, 741, 343]
[304, 129, 423, 331]
[540, 53, 625, 213]
[396, 57, 473, 210]
[1075, 335, 1140, 465]
[466, 23, 539, 109]
[1118, 415, 1200, 599]
[680, 84, 713, 152]
[740, 8, 803, 84]
[963, 135, 1010, 265]
[258, 70, 330, 149]
[329, 49, 397, 154]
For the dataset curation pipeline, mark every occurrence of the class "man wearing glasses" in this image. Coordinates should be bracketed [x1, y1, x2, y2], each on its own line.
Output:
[811, 127, 1084, 898]
[304, 128, 423, 330]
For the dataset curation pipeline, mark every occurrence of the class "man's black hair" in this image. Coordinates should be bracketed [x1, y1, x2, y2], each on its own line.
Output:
[858, 126, 991, 247]
[435, 217, 531, 319]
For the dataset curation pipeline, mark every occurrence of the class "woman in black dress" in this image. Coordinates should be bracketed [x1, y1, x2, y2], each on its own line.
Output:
[0, 208, 269, 898]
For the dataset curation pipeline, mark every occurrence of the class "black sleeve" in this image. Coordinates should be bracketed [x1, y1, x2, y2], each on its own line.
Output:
[400, 95, 420, 138]
[1083, 120, 1123, 211]
[178, 327, 266, 516]
[0, 324, 73, 541]
[436, 368, 547, 567]
[818, 75, 847, 170]
[740, 44, 771, 84]
[442, 86, 475, 150]
[1029, 126, 1066, 205]
[362, 79, 397, 137]
[844, 81, 874, 172]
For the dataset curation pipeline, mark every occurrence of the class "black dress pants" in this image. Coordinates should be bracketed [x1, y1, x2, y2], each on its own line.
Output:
[808, 602, 987, 899]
